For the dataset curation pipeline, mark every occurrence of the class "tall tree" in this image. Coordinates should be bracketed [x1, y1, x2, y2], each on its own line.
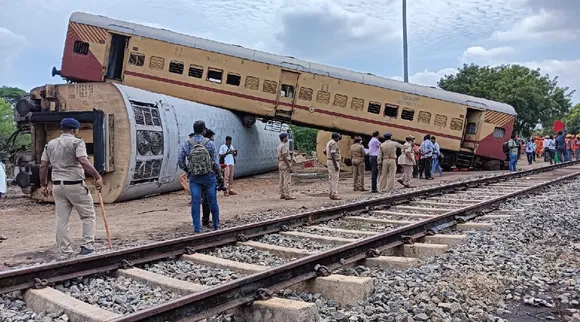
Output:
[0, 87, 29, 157]
[438, 64, 574, 137]
[0, 86, 26, 106]
[563, 103, 580, 134]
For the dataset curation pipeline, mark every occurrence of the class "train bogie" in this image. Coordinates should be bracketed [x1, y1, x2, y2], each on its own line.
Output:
[13, 83, 282, 203]
[55, 12, 517, 168]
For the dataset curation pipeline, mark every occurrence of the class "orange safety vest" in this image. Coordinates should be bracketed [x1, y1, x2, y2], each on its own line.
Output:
[566, 138, 573, 150]
[574, 139, 580, 151]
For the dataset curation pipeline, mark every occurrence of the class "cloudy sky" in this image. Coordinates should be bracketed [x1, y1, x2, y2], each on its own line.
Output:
[1, 0, 579, 102]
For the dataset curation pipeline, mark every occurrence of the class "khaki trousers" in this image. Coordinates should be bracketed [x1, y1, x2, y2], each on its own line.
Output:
[224, 165, 234, 191]
[379, 159, 397, 192]
[352, 162, 364, 190]
[52, 182, 96, 253]
[279, 166, 292, 197]
[327, 160, 340, 196]
[400, 165, 413, 186]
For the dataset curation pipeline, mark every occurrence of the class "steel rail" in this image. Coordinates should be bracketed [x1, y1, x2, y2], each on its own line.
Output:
[0, 161, 578, 295]
[110, 166, 580, 322]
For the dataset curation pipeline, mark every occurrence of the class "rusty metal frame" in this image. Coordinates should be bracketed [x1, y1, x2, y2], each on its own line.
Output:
[0, 161, 578, 295]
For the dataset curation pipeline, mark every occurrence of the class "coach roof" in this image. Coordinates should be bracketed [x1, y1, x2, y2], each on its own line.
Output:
[70, 12, 517, 116]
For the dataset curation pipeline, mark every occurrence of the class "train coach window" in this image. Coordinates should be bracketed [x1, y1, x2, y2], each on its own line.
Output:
[450, 118, 464, 131]
[384, 104, 398, 118]
[227, 73, 241, 86]
[281, 84, 295, 98]
[316, 91, 330, 104]
[401, 108, 415, 121]
[169, 61, 184, 74]
[418, 111, 431, 124]
[73, 41, 89, 55]
[333, 94, 347, 108]
[493, 127, 506, 139]
[188, 65, 204, 78]
[467, 122, 477, 134]
[207, 68, 223, 84]
[299, 87, 313, 101]
[434, 114, 447, 127]
[245, 76, 259, 90]
[128, 52, 145, 67]
[367, 102, 381, 114]
[149, 56, 165, 70]
[351, 97, 364, 111]
[263, 80, 277, 94]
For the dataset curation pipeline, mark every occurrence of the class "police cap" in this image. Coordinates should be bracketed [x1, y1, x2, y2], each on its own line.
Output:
[331, 132, 340, 139]
[60, 118, 80, 129]
[279, 133, 288, 139]
[383, 132, 392, 138]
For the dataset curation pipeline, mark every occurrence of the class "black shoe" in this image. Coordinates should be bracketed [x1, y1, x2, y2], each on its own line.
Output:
[371, 190, 380, 193]
[78, 247, 94, 256]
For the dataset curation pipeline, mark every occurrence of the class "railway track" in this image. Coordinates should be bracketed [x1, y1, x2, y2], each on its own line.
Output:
[2, 161, 580, 322]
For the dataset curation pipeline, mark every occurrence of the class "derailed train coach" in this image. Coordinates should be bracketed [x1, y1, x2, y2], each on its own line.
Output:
[12, 83, 284, 203]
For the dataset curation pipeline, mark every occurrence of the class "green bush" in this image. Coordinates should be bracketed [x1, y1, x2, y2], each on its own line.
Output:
[290, 125, 317, 153]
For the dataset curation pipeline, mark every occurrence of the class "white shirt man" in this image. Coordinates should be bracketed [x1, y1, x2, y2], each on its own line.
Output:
[219, 136, 238, 196]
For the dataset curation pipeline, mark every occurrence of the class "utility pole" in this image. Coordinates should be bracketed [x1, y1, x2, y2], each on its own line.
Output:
[402, 0, 409, 82]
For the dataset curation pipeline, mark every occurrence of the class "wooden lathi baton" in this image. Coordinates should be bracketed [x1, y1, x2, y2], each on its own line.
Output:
[97, 191, 113, 249]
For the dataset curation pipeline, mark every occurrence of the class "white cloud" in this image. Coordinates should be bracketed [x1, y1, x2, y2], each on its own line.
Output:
[391, 68, 457, 87]
[462, 46, 515, 64]
[518, 59, 580, 99]
[0, 27, 28, 78]
[394, 59, 580, 103]
[492, 10, 578, 43]
[274, 1, 399, 59]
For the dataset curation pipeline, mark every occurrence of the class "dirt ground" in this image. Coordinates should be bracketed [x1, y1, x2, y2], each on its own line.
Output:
[0, 160, 548, 269]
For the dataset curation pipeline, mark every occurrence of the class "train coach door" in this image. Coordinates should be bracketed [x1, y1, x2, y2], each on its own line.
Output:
[274, 70, 300, 120]
[105, 34, 129, 81]
[461, 108, 483, 150]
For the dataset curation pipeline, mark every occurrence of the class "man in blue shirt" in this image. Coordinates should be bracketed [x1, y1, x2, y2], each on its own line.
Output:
[430, 136, 443, 177]
[178, 120, 223, 232]
[555, 130, 567, 163]
[419, 135, 434, 180]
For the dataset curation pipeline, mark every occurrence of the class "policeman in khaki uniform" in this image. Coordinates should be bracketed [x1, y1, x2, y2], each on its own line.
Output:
[39, 118, 103, 256]
[378, 133, 403, 193]
[277, 133, 295, 200]
[325, 132, 341, 200]
[350, 136, 366, 191]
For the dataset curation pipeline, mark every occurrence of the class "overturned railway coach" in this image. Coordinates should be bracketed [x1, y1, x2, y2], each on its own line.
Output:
[12, 83, 281, 203]
[53, 12, 517, 169]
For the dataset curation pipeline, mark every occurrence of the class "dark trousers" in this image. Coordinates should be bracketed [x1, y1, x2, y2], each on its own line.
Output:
[370, 156, 378, 192]
[201, 190, 211, 226]
[413, 164, 419, 177]
[526, 152, 534, 165]
[421, 157, 432, 178]
[557, 149, 566, 163]
[546, 149, 554, 164]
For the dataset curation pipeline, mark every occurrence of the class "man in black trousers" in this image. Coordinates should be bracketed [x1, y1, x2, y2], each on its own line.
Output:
[368, 131, 381, 193]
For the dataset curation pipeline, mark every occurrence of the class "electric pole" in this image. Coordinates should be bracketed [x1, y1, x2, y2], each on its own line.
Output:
[402, 0, 409, 82]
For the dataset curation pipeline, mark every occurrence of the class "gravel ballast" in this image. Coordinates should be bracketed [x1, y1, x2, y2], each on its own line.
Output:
[205, 244, 289, 266]
[0, 292, 63, 322]
[321, 179, 580, 322]
[53, 275, 179, 315]
[257, 233, 334, 251]
[143, 260, 242, 286]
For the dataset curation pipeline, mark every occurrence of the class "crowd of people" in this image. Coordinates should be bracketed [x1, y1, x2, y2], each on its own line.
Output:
[29, 116, 580, 256]
[322, 131, 444, 200]
[506, 131, 580, 171]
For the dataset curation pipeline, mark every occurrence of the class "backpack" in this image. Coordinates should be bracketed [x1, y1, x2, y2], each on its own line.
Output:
[502, 142, 509, 154]
[187, 138, 213, 176]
